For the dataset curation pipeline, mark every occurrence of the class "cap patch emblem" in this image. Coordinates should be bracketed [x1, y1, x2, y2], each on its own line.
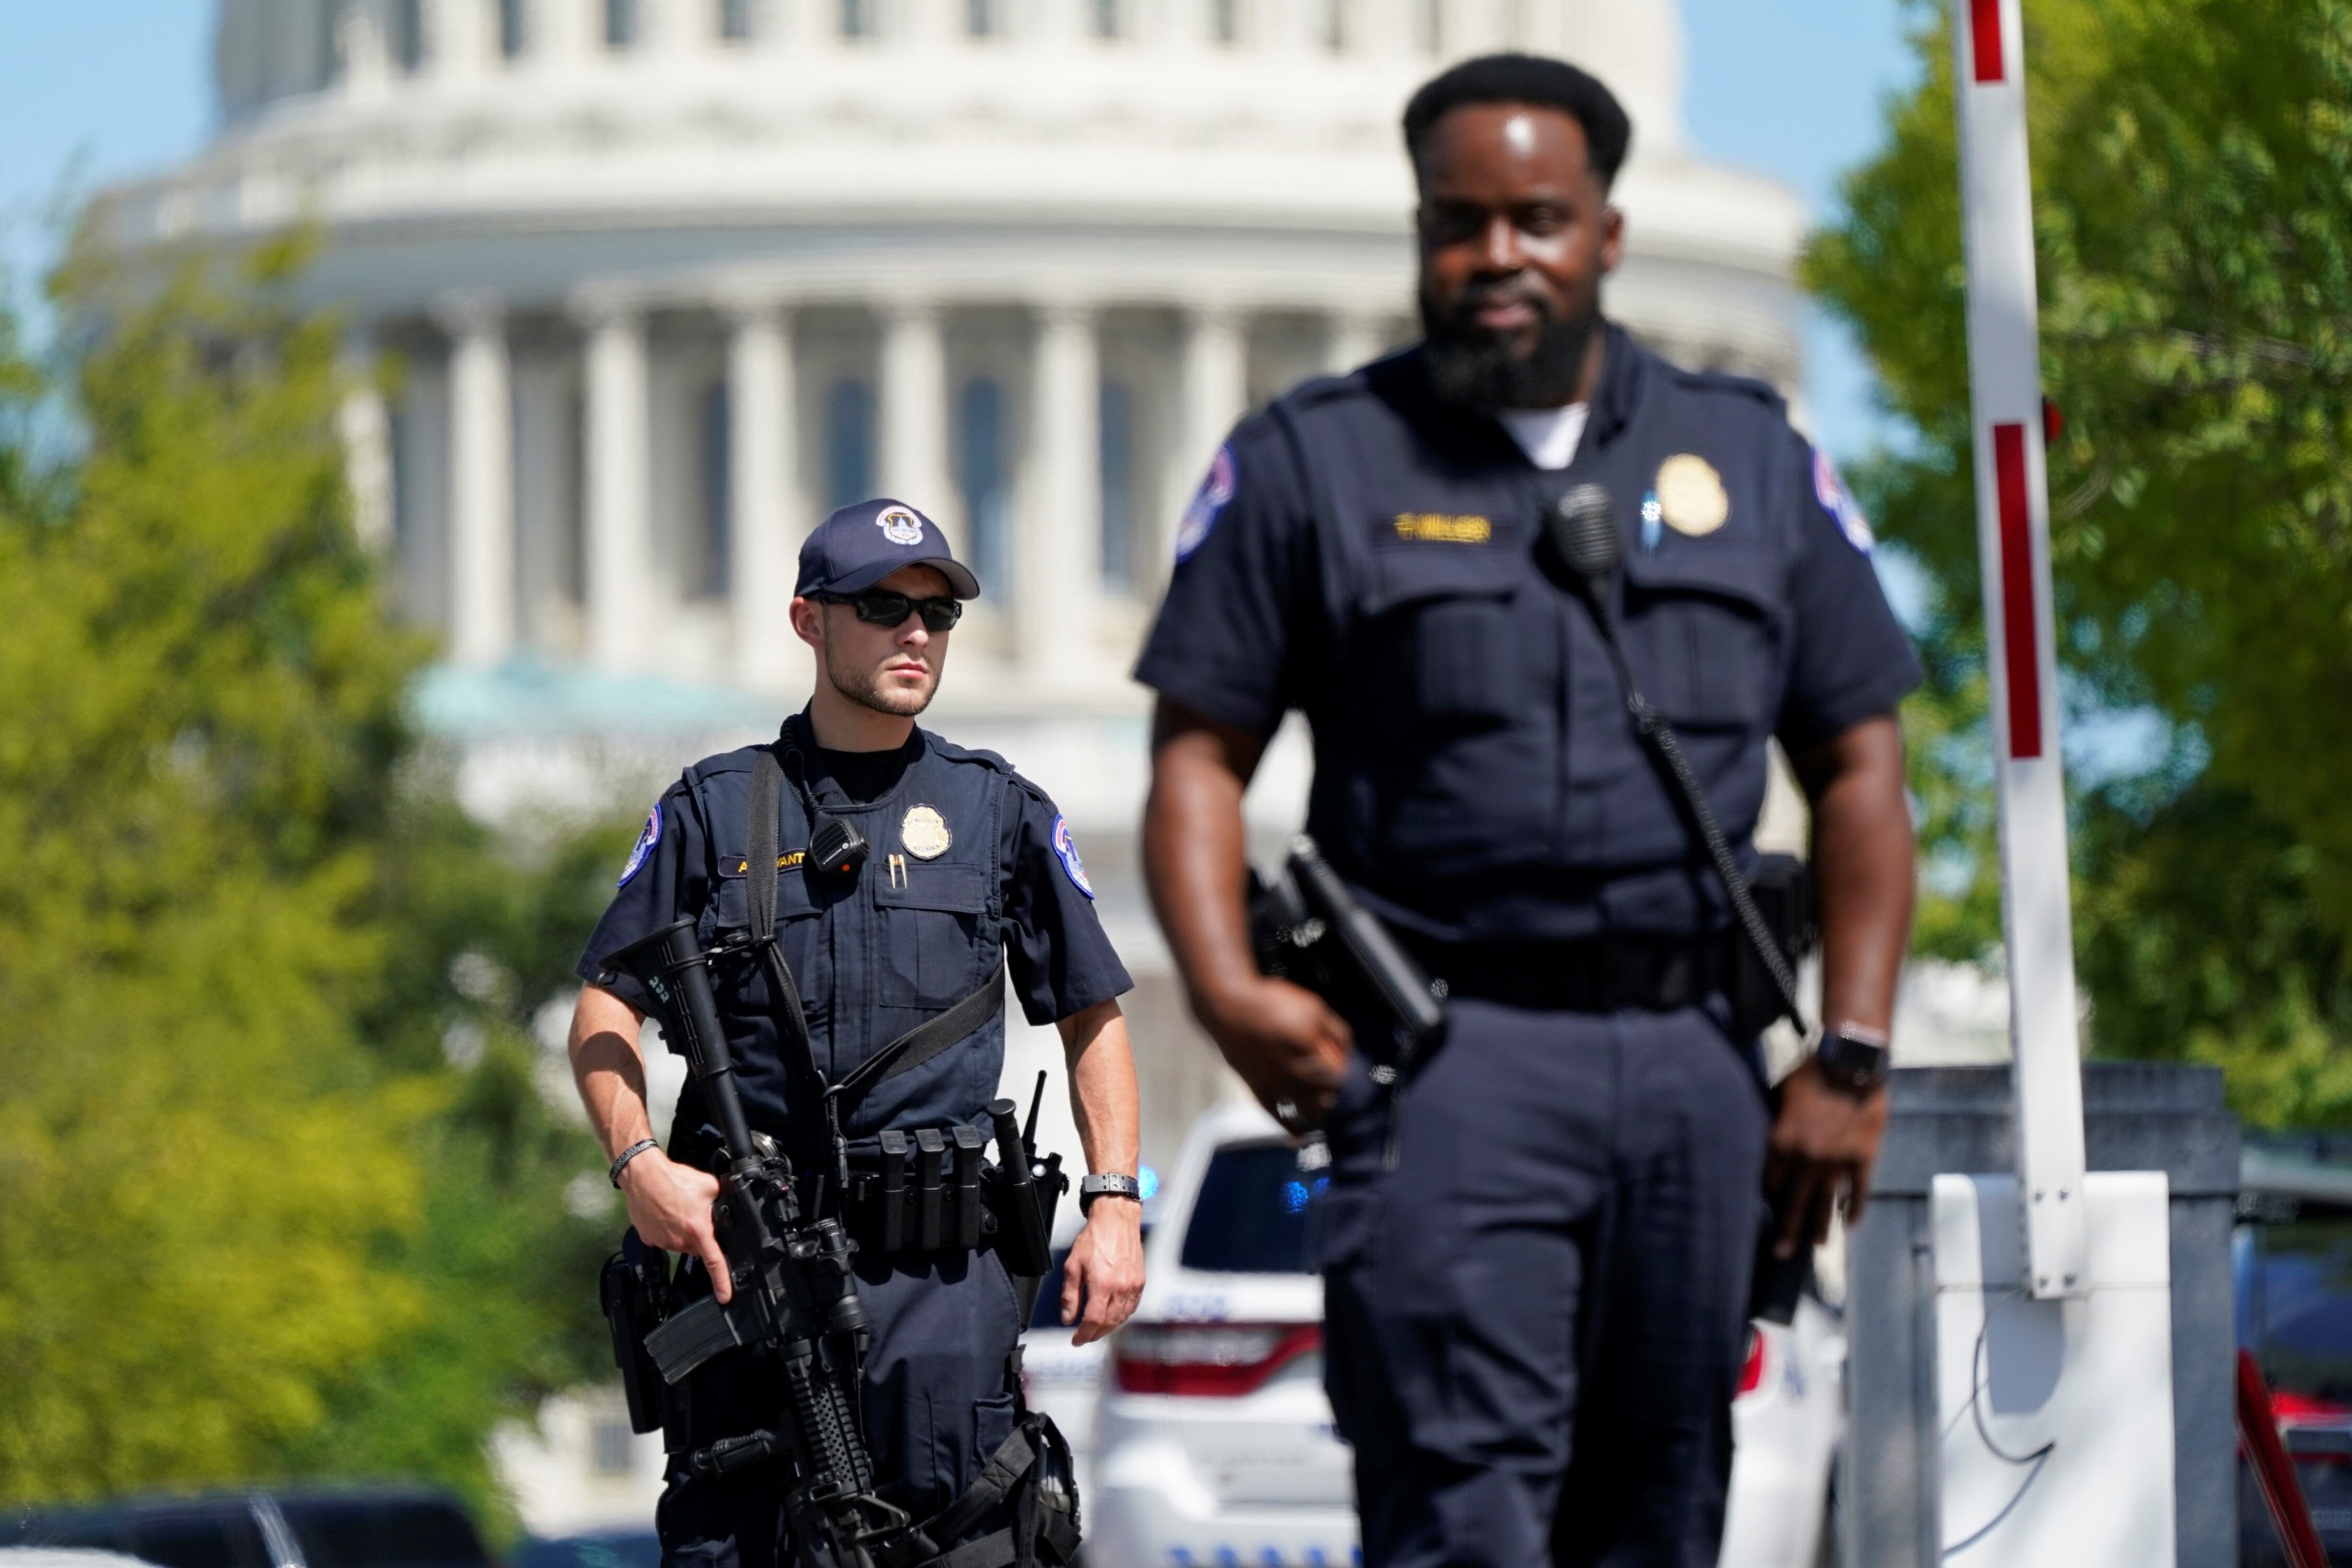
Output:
[1655, 453, 1730, 537]
[1051, 815, 1094, 900]
[618, 803, 662, 888]
[1174, 445, 1237, 563]
[901, 804, 952, 860]
[1813, 448, 1875, 555]
[876, 505, 926, 546]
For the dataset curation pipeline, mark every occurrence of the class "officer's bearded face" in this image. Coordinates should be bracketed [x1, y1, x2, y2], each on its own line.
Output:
[812, 564, 951, 719]
[1414, 103, 1623, 412]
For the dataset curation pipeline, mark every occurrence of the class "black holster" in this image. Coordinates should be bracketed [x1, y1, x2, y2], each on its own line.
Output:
[1726, 852, 1817, 1042]
[601, 1227, 685, 1445]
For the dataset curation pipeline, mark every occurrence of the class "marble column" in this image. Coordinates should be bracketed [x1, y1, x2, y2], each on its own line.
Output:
[581, 296, 652, 671]
[425, 0, 492, 77]
[511, 353, 578, 656]
[532, 0, 592, 65]
[1325, 309, 1385, 375]
[337, 332, 395, 555]
[1170, 303, 1249, 544]
[440, 294, 515, 667]
[1256, 0, 1315, 54]
[336, 1, 393, 96]
[728, 300, 798, 690]
[878, 300, 954, 532]
[895, 0, 954, 47]
[1358, 0, 1415, 55]
[648, 0, 700, 56]
[1023, 303, 1100, 674]
[1035, 0, 1088, 46]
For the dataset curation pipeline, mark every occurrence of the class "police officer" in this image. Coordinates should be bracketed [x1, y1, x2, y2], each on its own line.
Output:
[570, 498, 1146, 1568]
[1136, 55, 1919, 1568]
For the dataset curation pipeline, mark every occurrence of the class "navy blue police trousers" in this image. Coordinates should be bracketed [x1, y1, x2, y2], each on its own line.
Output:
[1317, 1000, 1771, 1568]
[658, 1247, 1026, 1568]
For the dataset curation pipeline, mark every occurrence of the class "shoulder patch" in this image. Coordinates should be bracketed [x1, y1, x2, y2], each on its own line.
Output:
[1812, 448, 1875, 555]
[1173, 444, 1237, 564]
[618, 803, 662, 889]
[1050, 815, 1094, 900]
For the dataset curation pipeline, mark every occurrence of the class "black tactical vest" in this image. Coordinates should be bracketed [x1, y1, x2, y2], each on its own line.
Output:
[673, 720, 1013, 1150]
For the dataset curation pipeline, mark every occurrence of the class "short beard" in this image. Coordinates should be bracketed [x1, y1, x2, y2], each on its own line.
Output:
[1419, 289, 1599, 412]
[823, 641, 936, 719]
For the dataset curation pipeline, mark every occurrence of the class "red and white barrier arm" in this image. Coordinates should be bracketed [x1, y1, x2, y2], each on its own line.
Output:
[1953, 0, 2090, 1300]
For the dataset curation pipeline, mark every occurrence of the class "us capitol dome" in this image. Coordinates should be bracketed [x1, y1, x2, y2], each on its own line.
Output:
[102, 0, 1809, 1528]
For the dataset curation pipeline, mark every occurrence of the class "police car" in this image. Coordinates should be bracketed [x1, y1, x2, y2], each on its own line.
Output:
[1068, 1101, 1844, 1568]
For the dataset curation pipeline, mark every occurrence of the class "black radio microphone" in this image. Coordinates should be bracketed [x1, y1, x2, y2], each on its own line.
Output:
[1548, 482, 1621, 606]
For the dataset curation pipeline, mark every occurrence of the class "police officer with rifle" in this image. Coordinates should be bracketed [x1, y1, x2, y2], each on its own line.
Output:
[570, 499, 1145, 1568]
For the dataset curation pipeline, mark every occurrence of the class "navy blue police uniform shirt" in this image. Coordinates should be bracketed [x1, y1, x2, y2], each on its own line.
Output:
[574, 724, 1131, 1140]
[1134, 322, 1922, 946]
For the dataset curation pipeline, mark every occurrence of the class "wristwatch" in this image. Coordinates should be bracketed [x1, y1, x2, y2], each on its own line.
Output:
[1080, 1173, 1142, 1214]
[1815, 1023, 1890, 1094]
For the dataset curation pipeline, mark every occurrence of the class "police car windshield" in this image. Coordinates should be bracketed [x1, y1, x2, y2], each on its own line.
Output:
[1180, 1142, 1327, 1275]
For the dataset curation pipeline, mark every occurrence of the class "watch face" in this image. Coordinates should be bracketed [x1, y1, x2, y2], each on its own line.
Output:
[1824, 1028, 1888, 1084]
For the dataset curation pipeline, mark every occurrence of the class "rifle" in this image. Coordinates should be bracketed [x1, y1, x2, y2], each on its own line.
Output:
[602, 917, 910, 1568]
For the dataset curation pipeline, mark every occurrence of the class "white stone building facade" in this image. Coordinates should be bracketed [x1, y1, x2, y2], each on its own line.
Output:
[121, 0, 1803, 706]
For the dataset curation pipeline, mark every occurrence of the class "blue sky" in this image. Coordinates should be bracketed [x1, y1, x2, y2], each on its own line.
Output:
[0, 1, 1924, 459]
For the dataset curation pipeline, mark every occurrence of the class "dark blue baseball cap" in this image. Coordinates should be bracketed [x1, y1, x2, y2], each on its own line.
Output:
[794, 498, 981, 600]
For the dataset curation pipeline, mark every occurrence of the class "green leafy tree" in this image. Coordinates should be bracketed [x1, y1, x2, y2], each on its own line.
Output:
[1806, 0, 2352, 1120]
[273, 794, 635, 1517]
[0, 235, 620, 1525]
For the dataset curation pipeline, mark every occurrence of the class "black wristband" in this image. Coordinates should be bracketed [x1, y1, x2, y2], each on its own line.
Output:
[609, 1137, 661, 1188]
[1080, 1173, 1141, 1214]
[1815, 1024, 1890, 1094]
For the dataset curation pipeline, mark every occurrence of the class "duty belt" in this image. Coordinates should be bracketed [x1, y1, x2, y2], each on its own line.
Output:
[1403, 931, 1738, 1013]
[840, 1128, 994, 1256]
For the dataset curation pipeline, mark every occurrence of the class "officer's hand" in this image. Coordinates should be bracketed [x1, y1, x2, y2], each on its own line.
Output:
[1200, 977, 1353, 1131]
[1062, 1200, 1145, 1347]
[1764, 1058, 1889, 1258]
[619, 1150, 733, 1304]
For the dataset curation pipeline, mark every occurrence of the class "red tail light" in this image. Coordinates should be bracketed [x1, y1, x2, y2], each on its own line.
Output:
[1114, 1322, 1323, 1397]
[1736, 1328, 1768, 1399]
[2272, 1389, 2352, 1428]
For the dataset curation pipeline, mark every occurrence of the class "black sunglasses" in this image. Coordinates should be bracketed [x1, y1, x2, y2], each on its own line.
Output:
[816, 590, 964, 633]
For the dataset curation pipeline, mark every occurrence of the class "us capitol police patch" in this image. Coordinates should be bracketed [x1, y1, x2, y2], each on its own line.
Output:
[900, 804, 952, 859]
[876, 505, 926, 546]
[1655, 453, 1731, 537]
[617, 803, 661, 888]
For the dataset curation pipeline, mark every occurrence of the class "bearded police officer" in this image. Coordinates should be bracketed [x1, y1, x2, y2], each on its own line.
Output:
[1137, 55, 1920, 1568]
[570, 498, 1145, 1568]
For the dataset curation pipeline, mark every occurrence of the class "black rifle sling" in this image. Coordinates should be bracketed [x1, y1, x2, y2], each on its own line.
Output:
[747, 744, 821, 1085]
[1578, 606, 1811, 1037]
[834, 960, 1006, 1111]
[751, 740, 1004, 1113]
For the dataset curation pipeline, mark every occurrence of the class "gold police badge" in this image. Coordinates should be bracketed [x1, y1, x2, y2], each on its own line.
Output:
[1655, 454, 1731, 537]
[900, 804, 952, 860]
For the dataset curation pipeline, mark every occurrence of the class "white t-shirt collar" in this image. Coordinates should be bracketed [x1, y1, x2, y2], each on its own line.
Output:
[1495, 403, 1589, 471]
